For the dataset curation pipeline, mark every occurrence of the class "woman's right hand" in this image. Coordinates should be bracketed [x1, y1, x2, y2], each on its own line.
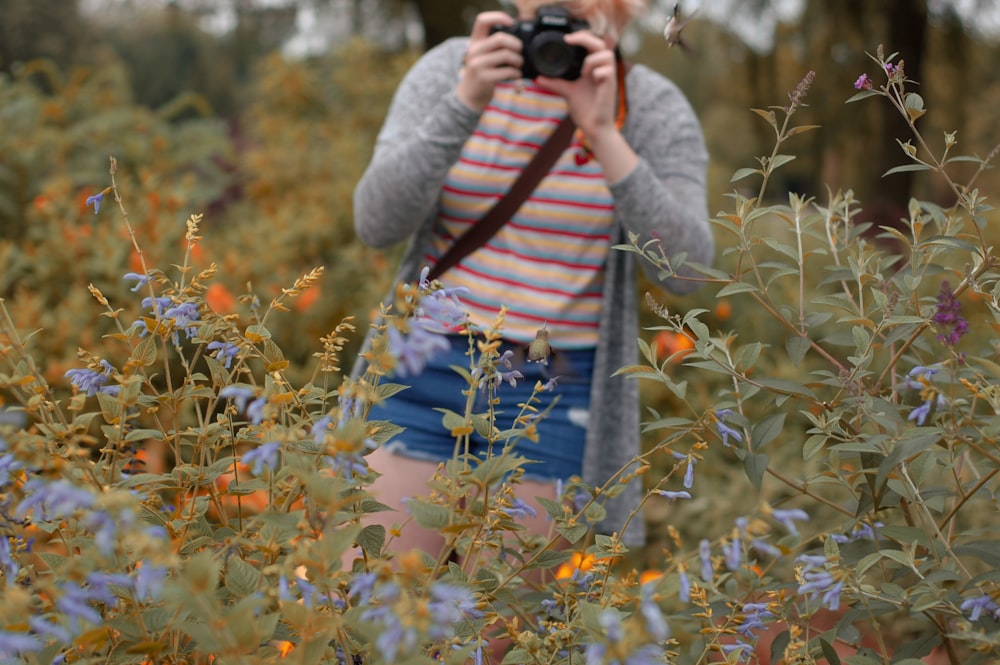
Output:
[456, 12, 523, 112]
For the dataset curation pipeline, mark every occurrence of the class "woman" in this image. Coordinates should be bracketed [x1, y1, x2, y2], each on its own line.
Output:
[352, 0, 712, 554]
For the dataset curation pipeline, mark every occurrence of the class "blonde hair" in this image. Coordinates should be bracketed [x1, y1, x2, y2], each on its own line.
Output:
[517, 0, 647, 38]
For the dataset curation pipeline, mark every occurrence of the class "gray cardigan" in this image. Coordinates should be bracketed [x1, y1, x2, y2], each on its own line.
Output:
[353, 38, 713, 546]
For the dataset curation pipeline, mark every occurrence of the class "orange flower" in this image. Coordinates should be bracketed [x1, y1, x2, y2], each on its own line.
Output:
[714, 299, 732, 320]
[639, 569, 663, 585]
[654, 330, 694, 359]
[294, 284, 321, 312]
[555, 552, 597, 580]
[205, 283, 236, 314]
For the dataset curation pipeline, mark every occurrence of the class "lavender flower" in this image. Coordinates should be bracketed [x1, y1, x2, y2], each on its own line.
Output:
[416, 266, 469, 330]
[831, 522, 881, 543]
[219, 385, 254, 412]
[654, 490, 691, 501]
[387, 324, 450, 377]
[65, 359, 116, 397]
[0, 631, 44, 659]
[723, 536, 742, 571]
[16, 479, 95, 521]
[714, 409, 742, 447]
[206, 341, 240, 369]
[85, 191, 104, 214]
[771, 508, 809, 536]
[677, 569, 691, 603]
[0, 536, 18, 580]
[737, 602, 774, 638]
[699, 539, 713, 582]
[796, 554, 843, 611]
[505, 497, 537, 521]
[960, 594, 1000, 622]
[932, 280, 968, 347]
[122, 272, 149, 292]
[164, 301, 200, 342]
[134, 563, 167, 603]
[242, 441, 281, 475]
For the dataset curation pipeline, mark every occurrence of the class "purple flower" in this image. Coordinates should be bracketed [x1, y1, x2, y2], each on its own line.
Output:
[219, 386, 254, 412]
[164, 301, 200, 341]
[0, 451, 24, 487]
[721, 642, 753, 661]
[737, 602, 774, 638]
[387, 324, 450, 377]
[932, 281, 968, 347]
[854, 73, 871, 90]
[16, 479, 95, 520]
[677, 569, 691, 603]
[654, 490, 691, 501]
[0, 536, 17, 580]
[0, 631, 44, 659]
[723, 536, 742, 571]
[960, 594, 1000, 622]
[207, 341, 240, 369]
[714, 409, 742, 447]
[242, 441, 280, 475]
[122, 272, 149, 292]
[416, 266, 469, 331]
[831, 522, 881, 543]
[65, 359, 116, 396]
[310, 416, 332, 441]
[134, 563, 167, 602]
[699, 539, 713, 582]
[85, 192, 104, 214]
[427, 583, 483, 639]
[505, 497, 537, 521]
[908, 399, 932, 426]
[639, 585, 669, 641]
[771, 508, 809, 536]
[796, 554, 843, 611]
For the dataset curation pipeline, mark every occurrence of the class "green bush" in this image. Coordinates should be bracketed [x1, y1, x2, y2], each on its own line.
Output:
[0, 45, 998, 665]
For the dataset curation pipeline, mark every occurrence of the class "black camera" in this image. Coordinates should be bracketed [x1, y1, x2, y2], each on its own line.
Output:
[490, 4, 589, 81]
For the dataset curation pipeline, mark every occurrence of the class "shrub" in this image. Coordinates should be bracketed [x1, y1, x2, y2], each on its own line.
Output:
[0, 45, 998, 665]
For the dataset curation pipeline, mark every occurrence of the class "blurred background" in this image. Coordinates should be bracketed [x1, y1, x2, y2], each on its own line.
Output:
[1, 0, 999, 552]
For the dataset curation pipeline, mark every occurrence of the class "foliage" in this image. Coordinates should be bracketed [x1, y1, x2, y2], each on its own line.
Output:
[1, 45, 1000, 665]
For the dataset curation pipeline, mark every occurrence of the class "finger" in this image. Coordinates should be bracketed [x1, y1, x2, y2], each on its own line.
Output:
[563, 30, 609, 53]
[470, 11, 516, 40]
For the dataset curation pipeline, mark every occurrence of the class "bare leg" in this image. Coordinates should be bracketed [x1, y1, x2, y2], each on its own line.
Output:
[342, 446, 448, 570]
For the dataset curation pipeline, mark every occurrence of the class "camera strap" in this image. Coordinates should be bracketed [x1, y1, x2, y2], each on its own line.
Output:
[426, 114, 577, 282]
[427, 55, 630, 282]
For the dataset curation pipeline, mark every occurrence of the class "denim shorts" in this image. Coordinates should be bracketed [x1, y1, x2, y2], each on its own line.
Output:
[368, 335, 594, 481]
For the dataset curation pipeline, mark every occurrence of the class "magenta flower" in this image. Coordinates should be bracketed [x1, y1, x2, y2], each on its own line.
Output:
[932, 280, 968, 347]
[854, 73, 871, 90]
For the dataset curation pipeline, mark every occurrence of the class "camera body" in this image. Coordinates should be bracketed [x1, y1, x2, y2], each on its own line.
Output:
[490, 4, 589, 81]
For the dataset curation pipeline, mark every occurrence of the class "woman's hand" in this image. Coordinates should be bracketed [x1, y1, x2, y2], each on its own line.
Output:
[456, 12, 524, 113]
[538, 32, 639, 184]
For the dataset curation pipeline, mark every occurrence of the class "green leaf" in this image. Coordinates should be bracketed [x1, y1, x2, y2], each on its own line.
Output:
[751, 413, 786, 450]
[406, 498, 452, 530]
[785, 335, 810, 366]
[883, 164, 931, 176]
[524, 549, 571, 571]
[756, 378, 816, 400]
[716, 282, 759, 297]
[130, 335, 158, 367]
[846, 89, 880, 103]
[731, 167, 762, 183]
[744, 452, 768, 490]
[356, 524, 385, 558]
[769, 154, 796, 170]
[225, 555, 262, 597]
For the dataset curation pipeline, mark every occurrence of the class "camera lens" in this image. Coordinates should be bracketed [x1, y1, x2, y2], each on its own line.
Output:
[528, 32, 572, 77]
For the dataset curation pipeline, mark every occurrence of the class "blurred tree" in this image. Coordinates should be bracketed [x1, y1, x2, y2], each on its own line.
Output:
[0, 0, 89, 80]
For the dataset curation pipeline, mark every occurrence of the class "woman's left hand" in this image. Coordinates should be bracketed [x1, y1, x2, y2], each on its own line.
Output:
[536, 31, 638, 184]
[535, 31, 619, 142]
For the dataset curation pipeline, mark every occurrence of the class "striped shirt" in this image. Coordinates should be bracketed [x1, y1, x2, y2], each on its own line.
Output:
[426, 80, 614, 348]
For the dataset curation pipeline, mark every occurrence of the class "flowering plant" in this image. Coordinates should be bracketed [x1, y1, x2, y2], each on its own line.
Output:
[0, 45, 999, 665]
